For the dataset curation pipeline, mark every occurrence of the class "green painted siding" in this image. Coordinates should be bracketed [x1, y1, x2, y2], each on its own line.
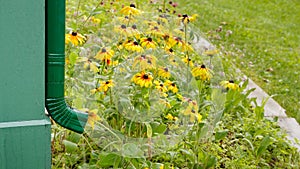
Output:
[0, 0, 51, 168]
[0, 0, 45, 122]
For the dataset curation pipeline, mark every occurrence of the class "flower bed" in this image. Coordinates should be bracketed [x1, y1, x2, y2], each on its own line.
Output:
[51, 1, 300, 168]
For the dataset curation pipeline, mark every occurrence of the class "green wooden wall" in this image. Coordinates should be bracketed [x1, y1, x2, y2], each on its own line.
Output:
[0, 0, 51, 168]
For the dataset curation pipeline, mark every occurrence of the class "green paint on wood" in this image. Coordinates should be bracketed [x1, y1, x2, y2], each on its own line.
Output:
[0, 0, 51, 168]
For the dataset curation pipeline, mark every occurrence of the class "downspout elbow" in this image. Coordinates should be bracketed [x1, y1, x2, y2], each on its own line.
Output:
[46, 0, 88, 133]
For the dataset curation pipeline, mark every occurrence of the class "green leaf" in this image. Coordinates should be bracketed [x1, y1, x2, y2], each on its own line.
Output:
[122, 143, 144, 158]
[256, 136, 271, 157]
[98, 152, 121, 168]
[205, 155, 217, 168]
[151, 122, 167, 135]
[215, 130, 228, 141]
[69, 52, 78, 65]
[62, 140, 78, 153]
[67, 132, 81, 143]
[145, 122, 152, 138]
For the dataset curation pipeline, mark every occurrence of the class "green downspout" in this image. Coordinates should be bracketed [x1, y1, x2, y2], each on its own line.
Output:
[46, 0, 88, 133]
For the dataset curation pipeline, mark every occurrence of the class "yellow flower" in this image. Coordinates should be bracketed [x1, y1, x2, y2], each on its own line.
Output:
[124, 40, 143, 52]
[94, 48, 114, 63]
[128, 24, 141, 38]
[220, 80, 239, 91]
[84, 109, 101, 130]
[180, 14, 198, 25]
[65, 31, 86, 46]
[191, 64, 212, 81]
[165, 47, 175, 55]
[98, 80, 114, 92]
[78, 57, 99, 73]
[164, 80, 178, 93]
[91, 80, 114, 94]
[182, 56, 194, 67]
[196, 113, 202, 123]
[181, 42, 194, 52]
[182, 99, 200, 123]
[160, 99, 171, 108]
[163, 34, 177, 48]
[131, 71, 153, 88]
[147, 26, 164, 38]
[140, 37, 157, 49]
[154, 80, 168, 92]
[90, 16, 100, 24]
[166, 113, 174, 120]
[120, 4, 141, 16]
[114, 24, 129, 35]
[157, 67, 171, 79]
[159, 164, 164, 169]
[133, 54, 157, 70]
[204, 49, 218, 56]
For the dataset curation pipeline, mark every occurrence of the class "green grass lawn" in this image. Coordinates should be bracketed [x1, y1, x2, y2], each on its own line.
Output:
[176, 0, 300, 121]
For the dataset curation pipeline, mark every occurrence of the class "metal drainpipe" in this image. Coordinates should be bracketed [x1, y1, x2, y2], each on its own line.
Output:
[46, 0, 88, 133]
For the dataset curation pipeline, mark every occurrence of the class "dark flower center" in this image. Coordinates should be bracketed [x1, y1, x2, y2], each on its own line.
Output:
[71, 32, 77, 36]
[133, 41, 139, 45]
[164, 67, 169, 72]
[132, 24, 137, 29]
[229, 80, 234, 83]
[101, 48, 107, 53]
[182, 14, 188, 18]
[169, 48, 173, 52]
[121, 24, 126, 29]
[201, 64, 206, 68]
[175, 37, 182, 41]
[130, 4, 136, 8]
[105, 81, 110, 84]
[160, 84, 164, 87]
[147, 37, 152, 42]
[143, 74, 149, 79]
[141, 55, 146, 59]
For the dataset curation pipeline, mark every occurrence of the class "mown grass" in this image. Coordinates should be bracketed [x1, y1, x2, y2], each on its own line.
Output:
[176, 0, 300, 121]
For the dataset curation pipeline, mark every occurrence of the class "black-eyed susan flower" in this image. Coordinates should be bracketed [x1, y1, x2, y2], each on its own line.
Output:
[120, 4, 141, 16]
[99, 80, 114, 92]
[191, 64, 212, 81]
[131, 71, 153, 88]
[159, 99, 171, 108]
[220, 80, 239, 91]
[154, 80, 168, 97]
[179, 14, 198, 25]
[94, 48, 114, 63]
[182, 56, 194, 67]
[164, 80, 178, 93]
[114, 24, 129, 35]
[90, 16, 101, 24]
[181, 42, 194, 52]
[165, 47, 175, 55]
[163, 34, 177, 48]
[124, 40, 143, 52]
[140, 37, 157, 49]
[157, 67, 171, 79]
[78, 57, 99, 73]
[65, 31, 86, 46]
[133, 54, 157, 70]
[147, 26, 164, 38]
[87, 109, 101, 129]
[79, 108, 101, 129]
[128, 24, 141, 38]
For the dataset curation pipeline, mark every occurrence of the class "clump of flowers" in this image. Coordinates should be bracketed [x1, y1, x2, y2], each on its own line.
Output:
[65, 31, 86, 46]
